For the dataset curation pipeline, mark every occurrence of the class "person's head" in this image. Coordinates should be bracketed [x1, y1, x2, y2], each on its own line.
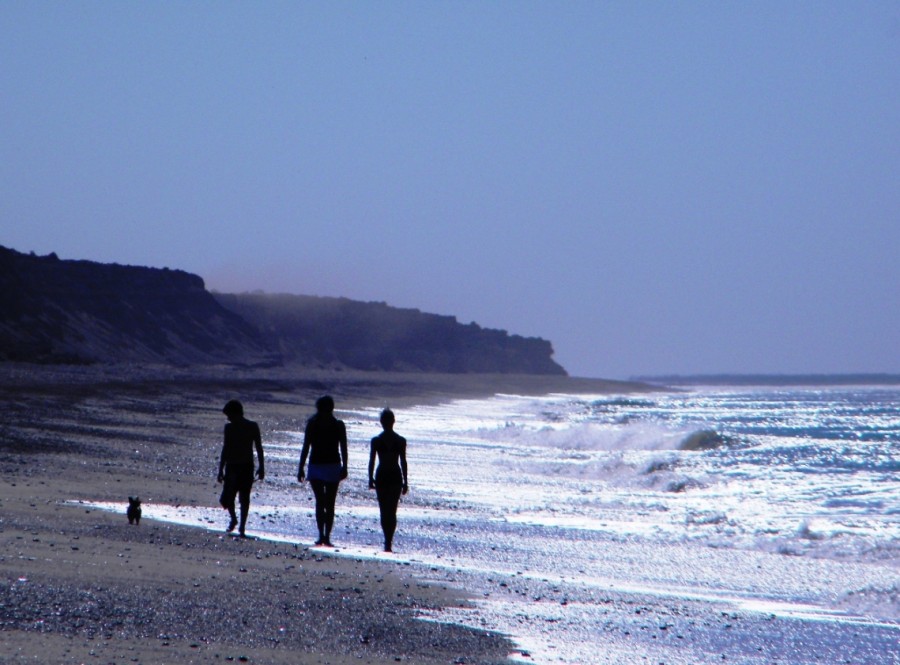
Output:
[223, 399, 244, 419]
[316, 395, 335, 414]
[380, 408, 395, 430]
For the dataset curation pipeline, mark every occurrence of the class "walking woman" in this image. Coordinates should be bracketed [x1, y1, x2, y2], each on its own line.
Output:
[368, 408, 408, 552]
[297, 396, 348, 546]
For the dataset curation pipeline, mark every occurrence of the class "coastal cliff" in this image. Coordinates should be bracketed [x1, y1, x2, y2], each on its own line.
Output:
[0, 246, 271, 365]
[214, 292, 566, 374]
[0, 246, 566, 374]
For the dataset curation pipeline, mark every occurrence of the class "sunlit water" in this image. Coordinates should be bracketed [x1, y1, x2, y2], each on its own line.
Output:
[81, 385, 900, 663]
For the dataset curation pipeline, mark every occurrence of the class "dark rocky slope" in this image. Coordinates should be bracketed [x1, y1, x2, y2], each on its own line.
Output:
[0, 246, 565, 374]
[214, 292, 566, 374]
[0, 246, 271, 365]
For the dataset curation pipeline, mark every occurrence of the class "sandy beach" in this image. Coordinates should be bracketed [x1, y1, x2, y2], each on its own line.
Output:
[0, 364, 643, 664]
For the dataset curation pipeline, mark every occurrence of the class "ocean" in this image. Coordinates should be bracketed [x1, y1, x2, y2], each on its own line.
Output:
[87, 382, 900, 663]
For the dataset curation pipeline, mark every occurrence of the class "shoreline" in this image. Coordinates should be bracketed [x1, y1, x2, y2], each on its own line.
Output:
[0, 364, 647, 664]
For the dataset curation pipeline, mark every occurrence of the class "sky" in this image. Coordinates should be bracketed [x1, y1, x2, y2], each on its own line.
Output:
[2, 2, 898, 379]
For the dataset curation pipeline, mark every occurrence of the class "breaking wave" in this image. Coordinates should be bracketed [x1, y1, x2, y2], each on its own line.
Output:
[474, 421, 732, 453]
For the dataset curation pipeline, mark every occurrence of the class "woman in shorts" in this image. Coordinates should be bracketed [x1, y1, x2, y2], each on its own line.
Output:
[297, 395, 348, 546]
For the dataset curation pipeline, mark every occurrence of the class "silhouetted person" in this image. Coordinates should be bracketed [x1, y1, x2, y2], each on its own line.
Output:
[297, 395, 348, 546]
[217, 399, 264, 537]
[368, 408, 408, 552]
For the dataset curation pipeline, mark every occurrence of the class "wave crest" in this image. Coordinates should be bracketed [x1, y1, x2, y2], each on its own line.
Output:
[679, 429, 733, 451]
[477, 422, 730, 453]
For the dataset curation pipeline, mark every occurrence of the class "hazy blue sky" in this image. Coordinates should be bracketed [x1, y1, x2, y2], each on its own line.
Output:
[2, 2, 898, 378]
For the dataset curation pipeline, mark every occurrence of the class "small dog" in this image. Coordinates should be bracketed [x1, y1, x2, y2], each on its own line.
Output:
[127, 496, 142, 525]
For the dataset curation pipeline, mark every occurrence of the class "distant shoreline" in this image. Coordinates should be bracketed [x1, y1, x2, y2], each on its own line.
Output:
[632, 373, 900, 386]
[0, 361, 658, 403]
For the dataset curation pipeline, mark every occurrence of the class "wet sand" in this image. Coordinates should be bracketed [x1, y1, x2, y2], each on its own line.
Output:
[0, 363, 643, 664]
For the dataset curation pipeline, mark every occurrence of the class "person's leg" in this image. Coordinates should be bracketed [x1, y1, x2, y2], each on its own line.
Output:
[322, 482, 339, 545]
[220, 477, 238, 532]
[238, 484, 251, 536]
[310, 480, 327, 544]
[376, 484, 402, 551]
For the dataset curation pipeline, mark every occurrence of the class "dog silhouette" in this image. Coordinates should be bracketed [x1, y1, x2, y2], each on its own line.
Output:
[127, 496, 142, 525]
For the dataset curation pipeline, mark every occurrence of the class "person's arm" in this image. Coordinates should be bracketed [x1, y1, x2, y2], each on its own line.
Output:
[217, 425, 228, 482]
[254, 422, 265, 480]
[339, 420, 349, 480]
[297, 421, 311, 482]
[368, 437, 377, 489]
[399, 436, 409, 495]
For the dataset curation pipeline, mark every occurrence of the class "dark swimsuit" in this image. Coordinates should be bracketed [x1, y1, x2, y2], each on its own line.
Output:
[371, 430, 407, 549]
